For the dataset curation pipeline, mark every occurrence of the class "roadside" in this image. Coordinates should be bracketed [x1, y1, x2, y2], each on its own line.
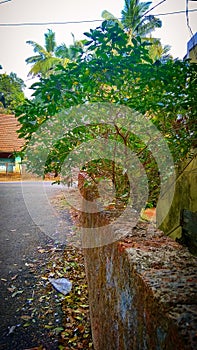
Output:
[0, 181, 93, 350]
[0, 178, 155, 349]
[0, 174, 22, 182]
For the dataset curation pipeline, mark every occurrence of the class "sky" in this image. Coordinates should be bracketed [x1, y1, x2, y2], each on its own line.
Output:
[0, 0, 197, 98]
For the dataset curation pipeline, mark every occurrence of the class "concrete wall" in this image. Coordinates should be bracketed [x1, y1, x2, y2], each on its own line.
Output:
[186, 32, 197, 63]
[84, 230, 197, 350]
[157, 151, 197, 246]
[0, 155, 21, 174]
[79, 173, 197, 350]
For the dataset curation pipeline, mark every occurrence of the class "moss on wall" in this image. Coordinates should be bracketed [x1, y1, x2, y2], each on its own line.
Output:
[79, 171, 197, 349]
[83, 225, 197, 350]
[157, 152, 197, 253]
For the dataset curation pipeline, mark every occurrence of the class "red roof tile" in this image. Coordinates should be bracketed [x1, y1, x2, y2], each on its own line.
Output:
[0, 114, 24, 153]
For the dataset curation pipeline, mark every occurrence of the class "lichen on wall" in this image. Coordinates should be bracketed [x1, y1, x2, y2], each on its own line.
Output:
[79, 171, 197, 349]
[83, 222, 197, 350]
[157, 151, 197, 250]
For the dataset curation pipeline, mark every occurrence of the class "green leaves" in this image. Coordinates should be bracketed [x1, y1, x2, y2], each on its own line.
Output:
[0, 72, 25, 112]
[16, 20, 197, 206]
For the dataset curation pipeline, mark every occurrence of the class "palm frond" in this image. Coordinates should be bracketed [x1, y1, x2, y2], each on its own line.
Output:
[25, 55, 44, 64]
[136, 17, 162, 36]
[55, 44, 70, 58]
[26, 41, 46, 55]
[121, 0, 161, 37]
[27, 57, 61, 77]
[44, 29, 57, 53]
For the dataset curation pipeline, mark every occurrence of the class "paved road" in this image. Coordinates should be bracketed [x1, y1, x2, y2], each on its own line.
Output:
[0, 181, 65, 275]
[0, 181, 67, 349]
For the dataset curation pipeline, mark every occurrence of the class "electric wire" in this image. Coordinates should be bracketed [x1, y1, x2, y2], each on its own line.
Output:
[0, 1, 196, 60]
[142, 0, 168, 18]
[0, 0, 11, 4]
[0, 9, 196, 27]
[186, 0, 194, 36]
[157, 8, 197, 16]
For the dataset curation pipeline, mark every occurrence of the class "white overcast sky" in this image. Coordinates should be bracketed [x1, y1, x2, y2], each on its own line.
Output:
[0, 0, 197, 97]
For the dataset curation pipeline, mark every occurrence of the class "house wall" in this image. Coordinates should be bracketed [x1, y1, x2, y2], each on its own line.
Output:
[0, 153, 21, 174]
[156, 151, 197, 253]
[186, 32, 197, 63]
[0, 114, 24, 173]
[14, 155, 21, 173]
[0, 154, 14, 173]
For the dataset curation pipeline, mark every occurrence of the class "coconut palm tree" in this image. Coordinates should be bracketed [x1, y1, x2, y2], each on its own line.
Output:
[55, 33, 85, 61]
[102, 1, 171, 61]
[121, 0, 162, 36]
[102, 0, 161, 38]
[101, 10, 124, 29]
[26, 30, 85, 78]
[26, 29, 83, 78]
[26, 29, 62, 78]
[148, 38, 172, 62]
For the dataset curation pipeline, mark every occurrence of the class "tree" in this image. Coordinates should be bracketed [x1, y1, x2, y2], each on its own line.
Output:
[56, 33, 86, 61]
[16, 22, 197, 206]
[121, 0, 162, 36]
[0, 92, 6, 108]
[102, 0, 169, 62]
[26, 29, 64, 78]
[102, 0, 162, 37]
[26, 29, 85, 78]
[0, 70, 25, 112]
[147, 38, 172, 62]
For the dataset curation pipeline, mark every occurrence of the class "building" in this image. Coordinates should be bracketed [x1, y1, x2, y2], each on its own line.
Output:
[0, 114, 24, 174]
[185, 32, 197, 63]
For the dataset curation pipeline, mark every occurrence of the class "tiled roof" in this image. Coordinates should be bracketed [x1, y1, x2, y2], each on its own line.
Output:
[0, 114, 24, 153]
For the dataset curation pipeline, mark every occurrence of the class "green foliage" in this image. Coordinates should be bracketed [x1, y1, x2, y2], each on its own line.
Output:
[121, 0, 162, 36]
[16, 21, 197, 206]
[26, 30, 86, 78]
[102, 0, 170, 62]
[0, 71, 25, 112]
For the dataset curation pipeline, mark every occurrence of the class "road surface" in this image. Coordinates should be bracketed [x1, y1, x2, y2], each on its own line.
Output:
[0, 181, 68, 349]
